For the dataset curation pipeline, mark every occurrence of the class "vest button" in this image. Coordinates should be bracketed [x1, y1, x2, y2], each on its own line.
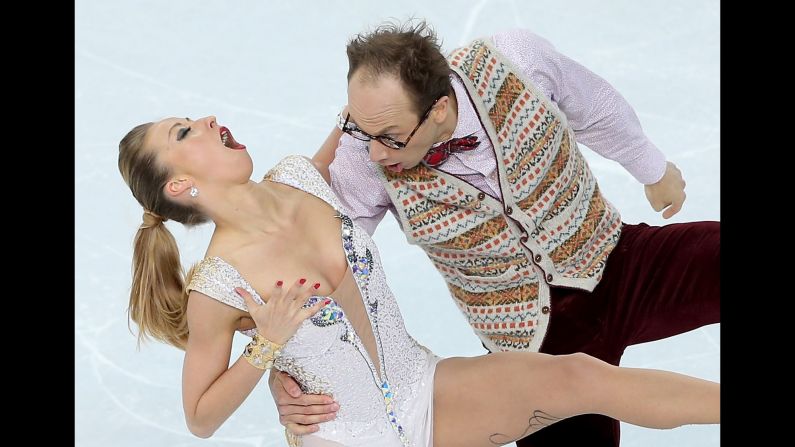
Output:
[534, 254, 542, 263]
[506, 206, 513, 215]
[546, 273, 553, 282]
[542, 306, 550, 314]
[477, 192, 486, 200]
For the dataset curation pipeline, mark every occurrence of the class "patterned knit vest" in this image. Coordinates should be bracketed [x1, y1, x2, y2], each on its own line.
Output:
[378, 39, 622, 352]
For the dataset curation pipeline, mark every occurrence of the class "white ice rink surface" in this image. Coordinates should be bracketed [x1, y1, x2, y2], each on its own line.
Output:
[76, 1, 719, 445]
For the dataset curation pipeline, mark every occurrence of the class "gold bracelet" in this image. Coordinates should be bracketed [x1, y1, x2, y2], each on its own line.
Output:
[242, 333, 284, 370]
[285, 428, 302, 447]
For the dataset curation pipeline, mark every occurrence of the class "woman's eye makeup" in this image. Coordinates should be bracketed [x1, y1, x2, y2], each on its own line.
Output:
[176, 127, 191, 141]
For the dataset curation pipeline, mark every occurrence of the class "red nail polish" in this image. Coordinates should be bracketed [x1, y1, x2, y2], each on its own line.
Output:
[313, 283, 321, 289]
[324, 299, 331, 305]
[299, 278, 306, 285]
[276, 280, 283, 287]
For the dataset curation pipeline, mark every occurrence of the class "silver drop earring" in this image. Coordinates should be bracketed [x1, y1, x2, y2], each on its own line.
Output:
[189, 186, 199, 198]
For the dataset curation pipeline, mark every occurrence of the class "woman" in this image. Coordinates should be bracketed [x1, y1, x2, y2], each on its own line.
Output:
[118, 115, 719, 447]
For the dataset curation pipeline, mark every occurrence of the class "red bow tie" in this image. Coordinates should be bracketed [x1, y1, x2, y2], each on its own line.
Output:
[422, 135, 480, 167]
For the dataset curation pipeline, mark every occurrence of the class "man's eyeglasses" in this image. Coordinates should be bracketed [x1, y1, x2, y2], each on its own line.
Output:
[338, 97, 441, 150]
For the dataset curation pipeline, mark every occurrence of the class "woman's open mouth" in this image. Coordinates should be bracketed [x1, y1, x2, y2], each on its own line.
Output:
[219, 126, 246, 150]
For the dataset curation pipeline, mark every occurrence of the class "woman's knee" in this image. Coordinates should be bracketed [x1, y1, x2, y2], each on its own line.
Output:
[549, 352, 612, 394]
[511, 352, 613, 418]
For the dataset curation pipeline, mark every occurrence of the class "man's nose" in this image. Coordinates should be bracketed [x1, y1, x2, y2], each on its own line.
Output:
[368, 140, 389, 162]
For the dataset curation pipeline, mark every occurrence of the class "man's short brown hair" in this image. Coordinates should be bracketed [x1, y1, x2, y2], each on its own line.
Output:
[346, 19, 452, 115]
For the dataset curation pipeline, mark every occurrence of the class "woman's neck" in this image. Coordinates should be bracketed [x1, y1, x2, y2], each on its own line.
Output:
[208, 180, 299, 237]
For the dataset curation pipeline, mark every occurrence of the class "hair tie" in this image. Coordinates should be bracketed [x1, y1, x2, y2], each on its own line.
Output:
[141, 209, 165, 229]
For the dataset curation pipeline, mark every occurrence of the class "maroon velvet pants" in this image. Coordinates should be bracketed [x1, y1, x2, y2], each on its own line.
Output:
[515, 221, 720, 447]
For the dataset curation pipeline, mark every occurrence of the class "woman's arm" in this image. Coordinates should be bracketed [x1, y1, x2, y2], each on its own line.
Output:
[181, 282, 327, 438]
[181, 291, 265, 438]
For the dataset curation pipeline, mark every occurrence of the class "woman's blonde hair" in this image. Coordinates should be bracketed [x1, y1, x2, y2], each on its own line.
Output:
[118, 123, 208, 350]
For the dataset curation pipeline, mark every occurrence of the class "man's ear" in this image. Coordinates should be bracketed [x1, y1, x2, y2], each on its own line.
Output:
[164, 178, 192, 198]
[432, 96, 450, 124]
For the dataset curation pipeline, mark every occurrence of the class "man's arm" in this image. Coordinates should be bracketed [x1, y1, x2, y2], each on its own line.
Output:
[328, 133, 393, 235]
[492, 29, 667, 184]
[311, 127, 343, 184]
[268, 366, 339, 435]
[493, 30, 685, 217]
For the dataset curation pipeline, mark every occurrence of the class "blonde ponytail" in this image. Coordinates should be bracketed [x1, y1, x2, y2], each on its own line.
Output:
[129, 217, 189, 349]
[119, 122, 209, 350]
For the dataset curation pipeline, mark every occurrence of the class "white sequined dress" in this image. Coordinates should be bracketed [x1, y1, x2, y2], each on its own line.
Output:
[187, 155, 442, 447]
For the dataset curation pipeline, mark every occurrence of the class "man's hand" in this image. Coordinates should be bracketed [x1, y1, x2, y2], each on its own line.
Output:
[644, 161, 686, 219]
[269, 370, 339, 435]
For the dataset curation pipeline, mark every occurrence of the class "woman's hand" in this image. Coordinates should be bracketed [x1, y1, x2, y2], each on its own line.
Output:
[236, 279, 328, 345]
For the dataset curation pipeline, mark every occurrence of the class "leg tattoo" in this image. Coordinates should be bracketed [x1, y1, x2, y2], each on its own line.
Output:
[488, 410, 561, 445]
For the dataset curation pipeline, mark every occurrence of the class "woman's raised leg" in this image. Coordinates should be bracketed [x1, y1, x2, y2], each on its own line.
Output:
[432, 352, 718, 447]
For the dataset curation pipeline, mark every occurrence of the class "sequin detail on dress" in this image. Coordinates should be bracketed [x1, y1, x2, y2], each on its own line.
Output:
[274, 356, 334, 395]
[305, 296, 345, 327]
[337, 212, 408, 446]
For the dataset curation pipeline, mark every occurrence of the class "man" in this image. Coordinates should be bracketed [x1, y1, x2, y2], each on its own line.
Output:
[271, 21, 719, 446]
